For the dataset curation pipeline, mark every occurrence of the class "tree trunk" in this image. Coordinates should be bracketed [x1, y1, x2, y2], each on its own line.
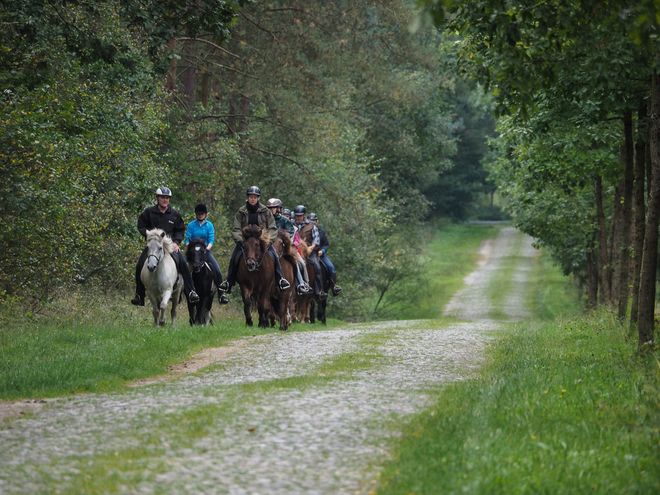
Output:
[586, 237, 598, 310]
[638, 70, 660, 346]
[595, 175, 611, 305]
[182, 39, 197, 110]
[631, 100, 647, 325]
[617, 110, 635, 319]
[608, 178, 624, 306]
[166, 38, 177, 93]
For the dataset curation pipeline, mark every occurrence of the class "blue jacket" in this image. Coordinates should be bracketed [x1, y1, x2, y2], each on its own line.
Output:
[185, 219, 216, 246]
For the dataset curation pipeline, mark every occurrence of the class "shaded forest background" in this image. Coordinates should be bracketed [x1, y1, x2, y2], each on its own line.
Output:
[0, 0, 496, 320]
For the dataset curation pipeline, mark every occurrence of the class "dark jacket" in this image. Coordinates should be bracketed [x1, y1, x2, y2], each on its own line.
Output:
[318, 228, 330, 254]
[274, 214, 296, 238]
[232, 202, 277, 244]
[137, 205, 186, 244]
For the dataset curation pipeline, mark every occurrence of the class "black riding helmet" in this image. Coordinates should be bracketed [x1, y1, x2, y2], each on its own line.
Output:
[246, 186, 261, 196]
[307, 213, 318, 221]
[294, 205, 306, 216]
[194, 203, 208, 214]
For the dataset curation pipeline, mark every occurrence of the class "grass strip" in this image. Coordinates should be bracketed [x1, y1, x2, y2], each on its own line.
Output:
[376, 313, 660, 494]
[385, 223, 500, 320]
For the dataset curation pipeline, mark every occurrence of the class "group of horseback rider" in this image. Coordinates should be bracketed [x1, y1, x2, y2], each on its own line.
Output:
[131, 186, 341, 307]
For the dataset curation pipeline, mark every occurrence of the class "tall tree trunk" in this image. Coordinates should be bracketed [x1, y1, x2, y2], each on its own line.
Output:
[638, 71, 660, 346]
[631, 100, 647, 325]
[182, 39, 197, 110]
[239, 94, 251, 133]
[586, 237, 598, 310]
[617, 110, 635, 319]
[166, 38, 177, 93]
[609, 178, 624, 306]
[595, 175, 611, 305]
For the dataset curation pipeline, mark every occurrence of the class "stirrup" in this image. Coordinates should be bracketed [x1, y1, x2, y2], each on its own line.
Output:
[332, 285, 342, 296]
[189, 291, 200, 303]
[278, 278, 291, 290]
[318, 291, 328, 301]
[218, 280, 230, 292]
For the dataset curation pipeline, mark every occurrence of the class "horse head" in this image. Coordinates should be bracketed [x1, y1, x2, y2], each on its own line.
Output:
[145, 229, 173, 272]
[273, 229, 292, 258]
[186, 238, 207, 273]
[242, 224, 269, 272]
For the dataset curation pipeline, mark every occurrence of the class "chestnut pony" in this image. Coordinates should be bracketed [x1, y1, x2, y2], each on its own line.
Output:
[236, 225, 276, 328]
[270, 229, 295, 330]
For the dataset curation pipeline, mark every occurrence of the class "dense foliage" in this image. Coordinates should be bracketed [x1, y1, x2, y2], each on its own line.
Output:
[1, 0, 494, 318]
[420, 0, 660, 343]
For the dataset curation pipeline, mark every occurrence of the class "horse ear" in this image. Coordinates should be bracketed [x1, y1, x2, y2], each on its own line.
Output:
[160, 232, 165, 239]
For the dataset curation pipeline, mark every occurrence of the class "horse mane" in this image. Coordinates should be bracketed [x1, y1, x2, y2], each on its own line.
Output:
[277, 228, 293, 256]
[186, 237, 206, 262]
[297, 239, 311, 258]
[146, 228, 174, 254]
[242, 224, 270, 252]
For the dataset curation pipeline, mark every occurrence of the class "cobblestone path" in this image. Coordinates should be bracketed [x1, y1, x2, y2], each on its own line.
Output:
[0, 227, 534, 494]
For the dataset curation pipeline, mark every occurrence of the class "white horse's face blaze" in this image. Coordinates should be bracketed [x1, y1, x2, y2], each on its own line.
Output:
[146, 239, 163, 272]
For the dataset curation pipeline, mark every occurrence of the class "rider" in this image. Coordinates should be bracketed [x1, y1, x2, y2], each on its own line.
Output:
[292, 205, 328, 300]
[184, 203, 230, 305]
[282, 208, 293, 221]
[267, 198, 313, 296]
[219, 187, 292, 294]
[131, 186, 199, 306]
[307, 213, 342, 296]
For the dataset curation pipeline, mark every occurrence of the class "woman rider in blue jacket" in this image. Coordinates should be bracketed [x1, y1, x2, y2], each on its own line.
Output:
[185, 203, 229, 304]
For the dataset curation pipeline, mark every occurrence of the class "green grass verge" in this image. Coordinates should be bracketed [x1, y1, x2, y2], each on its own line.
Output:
[384, 223, 501, 320]
[0, 292, 339, 401]
[376, 314, 660, 494]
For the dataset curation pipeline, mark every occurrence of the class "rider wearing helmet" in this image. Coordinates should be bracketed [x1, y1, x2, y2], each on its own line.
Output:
[267, 198, 312, 296]
[184, 203, 229, 304]
[219, 187, 291, 293]
[293, 205, 327, 300]
[308, 213, 342, 296]
[282, 208, 292, 220]
[131, 186, 200, 306]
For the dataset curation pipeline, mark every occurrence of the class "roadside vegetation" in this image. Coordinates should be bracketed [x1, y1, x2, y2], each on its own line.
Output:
[376, 250, 660, 494]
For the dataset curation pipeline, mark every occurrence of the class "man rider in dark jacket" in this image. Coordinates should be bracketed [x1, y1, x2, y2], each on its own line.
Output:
[131, 187, 200, 306]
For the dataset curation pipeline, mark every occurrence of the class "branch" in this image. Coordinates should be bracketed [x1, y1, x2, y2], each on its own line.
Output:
[239, 12, 279, 42]
[175, 37, 242, 60]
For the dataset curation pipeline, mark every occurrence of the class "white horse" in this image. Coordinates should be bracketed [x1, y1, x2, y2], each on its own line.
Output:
[141, 229, 183, 326]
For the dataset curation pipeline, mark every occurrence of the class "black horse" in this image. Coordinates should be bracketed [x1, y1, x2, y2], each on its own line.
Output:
[185, 238, 215, 325]
[309, 259, 331, 325]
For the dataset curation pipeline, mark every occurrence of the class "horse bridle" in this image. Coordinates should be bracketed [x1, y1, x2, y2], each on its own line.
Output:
[147, 253, 161, 265]
[241, 243, 267, 270]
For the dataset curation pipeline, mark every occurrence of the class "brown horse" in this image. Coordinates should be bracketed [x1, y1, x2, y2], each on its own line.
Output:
[293, 240, 315, 323]
[236, 225, 274, 328]
[270, 229, 295, 331]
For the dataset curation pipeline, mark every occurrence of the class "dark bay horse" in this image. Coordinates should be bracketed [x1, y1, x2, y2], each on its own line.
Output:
[270, 229, 295, 330]
[236, 225, 275, 328]
[309, 260, 331, 325]
[186, 238, 215, 326]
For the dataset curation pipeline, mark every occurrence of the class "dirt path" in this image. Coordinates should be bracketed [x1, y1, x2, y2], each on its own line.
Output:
[0, 227, 535, 494]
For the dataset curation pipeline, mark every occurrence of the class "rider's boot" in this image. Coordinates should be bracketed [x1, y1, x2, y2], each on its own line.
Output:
[295, 265, 313, 295]
[331, 272, 342, 296]
[131, 280, 146, 306]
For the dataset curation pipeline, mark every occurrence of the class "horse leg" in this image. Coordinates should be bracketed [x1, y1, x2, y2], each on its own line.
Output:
[243, 293, 253, 326]
[318, 299, 326, 325]
[258, 298, 270, 328]
[309, 299, 316, 324]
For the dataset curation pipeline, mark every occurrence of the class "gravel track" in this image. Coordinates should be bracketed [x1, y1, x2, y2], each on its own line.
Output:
[0, 227, 534, 494]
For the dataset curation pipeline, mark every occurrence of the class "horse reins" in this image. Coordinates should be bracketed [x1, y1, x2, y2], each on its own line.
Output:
[241, 244, 268, 270]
